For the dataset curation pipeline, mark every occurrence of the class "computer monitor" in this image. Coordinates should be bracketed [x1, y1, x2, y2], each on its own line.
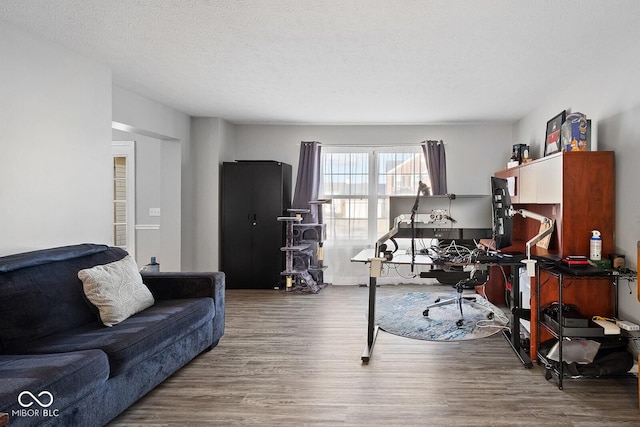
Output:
[490, 177, 513, 249]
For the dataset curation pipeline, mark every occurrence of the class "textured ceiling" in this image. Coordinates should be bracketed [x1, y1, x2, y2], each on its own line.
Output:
[1, 0, 640, 124]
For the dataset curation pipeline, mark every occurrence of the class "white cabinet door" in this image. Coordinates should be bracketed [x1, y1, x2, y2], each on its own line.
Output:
[518, 154, 562, 204]
[518, 165, 537, 203]
[535, 155, 562, 203]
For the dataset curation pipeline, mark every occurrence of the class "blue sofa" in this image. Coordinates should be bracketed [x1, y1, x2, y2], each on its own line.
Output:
[0, 244, 225, 426]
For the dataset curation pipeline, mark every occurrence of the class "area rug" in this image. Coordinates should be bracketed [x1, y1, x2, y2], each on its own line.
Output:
[375, 291, 509, 341]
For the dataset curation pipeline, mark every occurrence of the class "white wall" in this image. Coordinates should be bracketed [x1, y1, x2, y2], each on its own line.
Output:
[233, 123, 512, 284]
[0, 18, 215, 271]
[190, 117, 236, 271]
[234, 124, 513, 195]
[112, 87, 190, 271]
[160, 138, 182, 269]
[513, 43, 640, 323]
[112, 131, 182, 271]
[0, 20, 112, 256]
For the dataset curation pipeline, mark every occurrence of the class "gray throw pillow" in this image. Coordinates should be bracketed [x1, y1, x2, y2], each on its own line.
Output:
[78, 255, 154, 327]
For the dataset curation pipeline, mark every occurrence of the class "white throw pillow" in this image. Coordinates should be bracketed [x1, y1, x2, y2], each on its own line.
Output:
[78, 255, 155, 327]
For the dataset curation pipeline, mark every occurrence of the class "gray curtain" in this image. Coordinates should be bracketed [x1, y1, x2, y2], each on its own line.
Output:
[292, 141, 322, 223]
[422, 140, 448, 195]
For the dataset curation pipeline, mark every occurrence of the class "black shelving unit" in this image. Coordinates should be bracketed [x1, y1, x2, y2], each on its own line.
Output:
[535, 266, 618, 389]
[221, 161, 292, 289]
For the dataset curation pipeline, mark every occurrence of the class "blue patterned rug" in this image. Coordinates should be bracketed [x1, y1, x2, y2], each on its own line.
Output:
[375, 291, 508, 341]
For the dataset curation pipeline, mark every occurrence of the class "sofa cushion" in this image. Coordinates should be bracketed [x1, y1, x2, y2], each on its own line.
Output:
[0, 350, 109, 418]
[0, 245, 128, 353]
[10, 298, 214, 377]
[78, 255, 155, 327]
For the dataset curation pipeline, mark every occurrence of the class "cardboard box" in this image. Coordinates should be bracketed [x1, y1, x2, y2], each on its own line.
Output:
[561, 112, 589, 151]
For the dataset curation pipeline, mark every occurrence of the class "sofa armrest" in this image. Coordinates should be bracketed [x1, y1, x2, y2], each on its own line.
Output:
[141, 272, 224, 300]
[140, 271, 225, 342]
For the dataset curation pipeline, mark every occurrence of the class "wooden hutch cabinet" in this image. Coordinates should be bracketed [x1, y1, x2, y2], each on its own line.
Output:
[494, 151, 616, 359]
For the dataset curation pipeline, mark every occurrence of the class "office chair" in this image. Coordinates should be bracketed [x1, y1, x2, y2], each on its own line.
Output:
[422, 272, 496, 327]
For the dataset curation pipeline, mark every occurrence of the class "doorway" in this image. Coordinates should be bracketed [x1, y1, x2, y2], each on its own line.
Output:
[112, 141, 136, 256]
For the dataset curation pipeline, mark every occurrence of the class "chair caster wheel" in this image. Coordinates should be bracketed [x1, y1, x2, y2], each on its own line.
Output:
[434, 298, 440, 303]
[456, 319, 463, 327]
[423, 309, 429, 317]
[487, 312, 494, 320]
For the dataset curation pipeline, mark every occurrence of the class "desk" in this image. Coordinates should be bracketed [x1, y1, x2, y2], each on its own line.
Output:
[352, 248, 440, 363]
[351, 248, 434, 265]
[353, 247, 532, 366]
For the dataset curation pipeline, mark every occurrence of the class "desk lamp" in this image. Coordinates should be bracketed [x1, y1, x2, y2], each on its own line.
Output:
[507, 207, 554, 277]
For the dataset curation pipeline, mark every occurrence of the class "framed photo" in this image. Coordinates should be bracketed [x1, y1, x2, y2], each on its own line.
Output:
[544, 110, 566, 156]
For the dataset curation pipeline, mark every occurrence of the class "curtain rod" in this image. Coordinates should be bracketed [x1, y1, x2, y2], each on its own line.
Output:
[310, 140, 445, 147]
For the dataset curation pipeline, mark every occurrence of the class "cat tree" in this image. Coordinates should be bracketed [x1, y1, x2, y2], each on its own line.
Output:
[277, 199, 330, 293]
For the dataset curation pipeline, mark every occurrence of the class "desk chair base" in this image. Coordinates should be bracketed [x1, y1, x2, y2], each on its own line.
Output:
[423, 282, 495, 327]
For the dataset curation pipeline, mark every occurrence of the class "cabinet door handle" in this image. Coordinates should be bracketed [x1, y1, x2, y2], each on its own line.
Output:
[252, 214, 257, 226]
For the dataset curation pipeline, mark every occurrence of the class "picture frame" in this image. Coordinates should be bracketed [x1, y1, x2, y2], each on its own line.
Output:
[544, 110, 566, 156]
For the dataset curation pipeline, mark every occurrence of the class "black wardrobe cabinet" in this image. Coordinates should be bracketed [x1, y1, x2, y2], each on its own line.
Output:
[221, 161, 292, 289]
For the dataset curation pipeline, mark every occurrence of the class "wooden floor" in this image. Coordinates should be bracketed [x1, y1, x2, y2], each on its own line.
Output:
[110, 284, 639, 426]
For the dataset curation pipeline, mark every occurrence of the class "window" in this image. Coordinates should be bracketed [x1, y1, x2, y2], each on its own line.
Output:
[112, 141, 136, 255]
[320, 146, 429, 243]
[113, 156, 127, 246]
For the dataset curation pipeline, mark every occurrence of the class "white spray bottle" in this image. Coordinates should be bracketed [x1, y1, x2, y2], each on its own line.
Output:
[590, 230, 602, 261]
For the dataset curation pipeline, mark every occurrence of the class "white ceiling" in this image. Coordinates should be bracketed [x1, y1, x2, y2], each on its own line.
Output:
[2, 0, 640, 125]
